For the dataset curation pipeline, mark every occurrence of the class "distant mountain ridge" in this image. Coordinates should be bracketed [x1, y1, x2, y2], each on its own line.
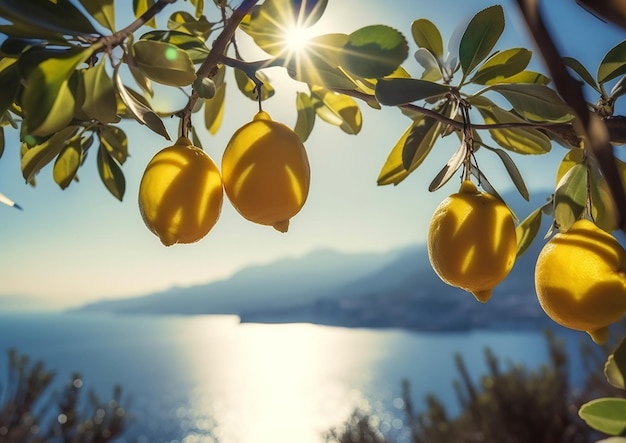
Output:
[73, 247, 402, 314]
[72, 189, 558, 332]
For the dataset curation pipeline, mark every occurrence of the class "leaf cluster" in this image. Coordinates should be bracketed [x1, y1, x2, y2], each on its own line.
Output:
[579, 338, 626, 443]
[0, 0, 625, 250]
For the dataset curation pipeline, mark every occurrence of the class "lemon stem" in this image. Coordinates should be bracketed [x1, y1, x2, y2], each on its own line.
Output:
[460, 101, 473, 182]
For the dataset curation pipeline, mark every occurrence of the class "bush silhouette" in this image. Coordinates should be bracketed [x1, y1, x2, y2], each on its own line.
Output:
[0, 349, 130, 443]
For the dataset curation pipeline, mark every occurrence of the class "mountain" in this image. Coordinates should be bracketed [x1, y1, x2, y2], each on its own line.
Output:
[73, 247, 401, 314]
[238, 223, 551, 331]
[73, 189, 556, 332]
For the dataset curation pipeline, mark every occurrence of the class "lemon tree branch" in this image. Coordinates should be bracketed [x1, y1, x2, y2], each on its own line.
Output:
[515, 0, 626, 232]
[99, 0, 178, 48]
[179, 0, 260, 137]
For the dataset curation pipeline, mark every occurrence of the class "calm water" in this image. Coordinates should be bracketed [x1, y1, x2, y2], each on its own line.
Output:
[0, 313, 590, 443]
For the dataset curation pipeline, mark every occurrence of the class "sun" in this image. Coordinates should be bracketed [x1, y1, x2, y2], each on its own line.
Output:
[283, 25, 314, 53]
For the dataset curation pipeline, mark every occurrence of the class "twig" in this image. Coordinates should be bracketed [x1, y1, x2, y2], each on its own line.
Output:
[99, 0, 178, 48]
[179, 0, 260, 137]
[515, 0, 626, 232]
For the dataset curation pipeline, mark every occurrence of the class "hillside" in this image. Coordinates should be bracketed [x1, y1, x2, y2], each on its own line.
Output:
[72, 247, 401, 314]
[72, 188, 559, 332]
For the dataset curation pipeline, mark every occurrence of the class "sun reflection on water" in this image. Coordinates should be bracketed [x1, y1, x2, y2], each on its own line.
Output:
[175, 316, 390, 443]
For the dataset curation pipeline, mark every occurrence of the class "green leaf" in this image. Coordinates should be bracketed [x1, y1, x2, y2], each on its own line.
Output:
[586, 161, 619, 232]
[0, 24, 64, 43]
[81, 60, 118, 124]
[595, 438, 626, 443]
[21, 47, 94, 136]
[99, 126, 128, 164]
[598, 40, 626, 85]
[375, 77, 451, 106]
[234, 68, 275, 101]
[428, 142, 466, 192]
[485, 70, 550, 85]
[53, 136, 82, 189]
[78, 0, 115, 31]
[469, 165, 516, 220]
[579, 398, 626, 435]
[341, 25, 409, 78]
[488, 83, 574, 122]
[459, 5, 505, 76]
[294, 92, 315, 142]
[303, 33, 348, 66]
[97, 145, 125, 201]
[242, 0, 328, 55]
[490, 147, 529, 200]
[610, 75, 626, 100]
[18, 47, 69, 79]
[189, 0, 205, 19]
[290, 0, 328, 28]
[516, 207, 542, 257]
[554, 163, 587, 232]
[127, 62, 153, 97]
[131, 40, 196, 87]
[204, 82, 226, 135]
[140, 30, 210, 64]
[411, 18, 443, 59]
[469, 48, 531, 85]
[286, 53, 356, 90]
[414, 48, 443, 82]
[563, 56, 601, 94]
[133, 0, 156, 28]
[311, 86, 362, 135]
[0, 37, 38, 57]
[471, 96, 552, 154]
[0, 59, 20, 117]
[114, 66, 170, 140]
[168, 11, 213, 38]
[21, 126, 78, 182]
[377, 122, 421, 186]
[605, 338, 626, 390]
[555, 148, 584, 187]
[378, 103, 452, 186]
[402, 114, 442, 170]
[259, 0, 328, 29]
[124, 34, 153, 97]
[0, 0, 97, 37]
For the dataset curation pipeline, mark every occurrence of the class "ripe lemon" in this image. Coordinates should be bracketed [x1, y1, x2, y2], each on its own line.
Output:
[535, 218, 626, 344]
[221, 111, 310, 232]
[138, 136, 223, 246]
[427, 180, 517, 302]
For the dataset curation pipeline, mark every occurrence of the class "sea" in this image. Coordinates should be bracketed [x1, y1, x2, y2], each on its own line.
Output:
[0, 312, 594, 443]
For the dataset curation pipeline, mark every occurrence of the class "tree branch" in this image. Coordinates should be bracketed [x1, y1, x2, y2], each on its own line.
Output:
[515, 0, 626, 232]
[100, 0, 178, 48]
[179, 0, 260, 137]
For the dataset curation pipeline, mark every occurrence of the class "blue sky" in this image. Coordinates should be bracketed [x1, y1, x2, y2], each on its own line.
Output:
[1, 0, 624, 308]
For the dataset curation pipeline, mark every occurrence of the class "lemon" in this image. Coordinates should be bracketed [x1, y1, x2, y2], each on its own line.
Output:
[221, 111, 310, 232]
[535, 218, 626, 344]
[427, 180, 517, 302]
[138, 136, 223, 246]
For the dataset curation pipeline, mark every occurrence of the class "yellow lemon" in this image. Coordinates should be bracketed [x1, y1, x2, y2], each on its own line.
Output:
[221, 111, 310, 232]
[535, 218, 626, 344]
[427, 180, 517, 302]
[138, 136, 223, 246]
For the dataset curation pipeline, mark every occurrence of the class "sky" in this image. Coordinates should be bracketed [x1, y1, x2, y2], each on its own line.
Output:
[1, 0, 625, 308]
